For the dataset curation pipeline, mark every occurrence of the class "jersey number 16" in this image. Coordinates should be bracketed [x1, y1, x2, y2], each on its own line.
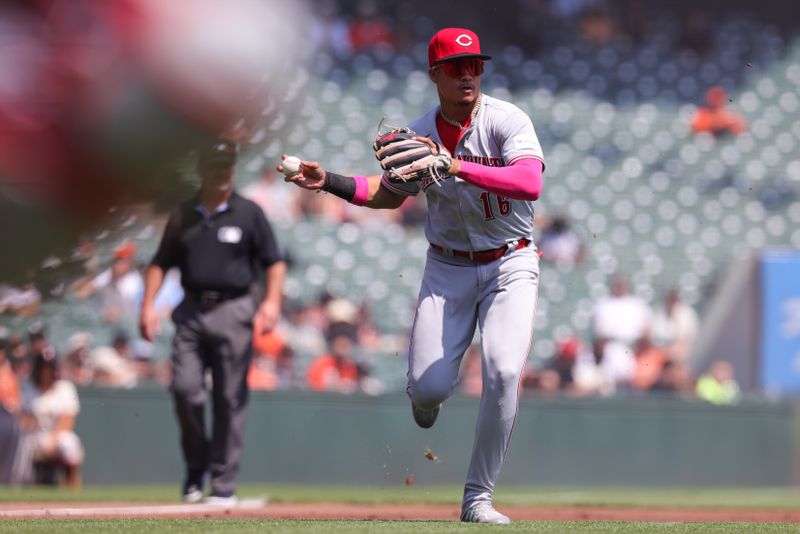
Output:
[480, 192, 511, 220]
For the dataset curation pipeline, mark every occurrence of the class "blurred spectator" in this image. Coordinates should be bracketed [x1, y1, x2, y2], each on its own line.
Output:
[310, 0, 353, 57]
[651, 360, 695, 396]
[15, 323, 51, 383]
[152, 268, 185, 320]
[60, 332, 94, 387]
[397, 196, 428, 228]
[248, 345, 297, 391]
[241, 168, 302, 224]
[550, 0, 601, 18]
[131, 338, 162, 384]
[538, 215, 584, 267]
[343, 200, 402, 227]
[6, 333, 28, 377]
[691, 86, 747, 138]
[348, 0, 395, 52]
[696, 360, 741, 405]
[282, 298, 328, 363]
[0, 283, 42, 317]
[596, 338, 635, 391]
[306, 333, 359, 393]
[618, 0, 647, 44]
[677, 9, 712, 55]
[651, 288, 700, 364]
[579, 4, 617, 45]
[0, 331, 20, 483]
[536, 368, 562, 395]
[72, 241, 144, 323]
[325, 297, 360, 342]
[354, 300, 381, 352]
[544, 335, 584, 391]
[298, 186, 347, 222]
[19, 352, 84, 487]
[275, 347, 298, 389]
[459, 345, 482, 397]
[247, 355, 279, 391]
[89, 344, 137, 388]
[356, 361, 384, 396]
[252, 326, 286, 360]
[591, 275, 652, 347]
[27, 323, 49, 355]
[631, 334, 667, 392]
[111, 331, 134, 361]
[0, 329, 20, 414]
[573, 338, 635, 396]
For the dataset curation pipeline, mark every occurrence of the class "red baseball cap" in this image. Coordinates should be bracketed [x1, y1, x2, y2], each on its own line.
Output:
[113, 242, 136, 260]
[428, 28, 492, 66]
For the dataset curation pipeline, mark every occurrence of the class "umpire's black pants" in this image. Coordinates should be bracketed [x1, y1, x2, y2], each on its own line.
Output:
[170, 293, 256, 495]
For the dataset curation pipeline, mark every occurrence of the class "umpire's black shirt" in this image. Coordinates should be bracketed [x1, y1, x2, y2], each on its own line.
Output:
[151, 192, 283, 293]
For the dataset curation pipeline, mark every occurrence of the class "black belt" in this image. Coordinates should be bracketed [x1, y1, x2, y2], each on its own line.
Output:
[430, 238, 531, 264]
[187, 289, 249, 308]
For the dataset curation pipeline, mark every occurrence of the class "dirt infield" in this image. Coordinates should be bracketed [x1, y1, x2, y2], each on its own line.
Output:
[1, 502, 799, 523]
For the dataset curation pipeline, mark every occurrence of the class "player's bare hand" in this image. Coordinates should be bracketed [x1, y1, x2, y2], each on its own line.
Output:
[278, 154, 326, 190]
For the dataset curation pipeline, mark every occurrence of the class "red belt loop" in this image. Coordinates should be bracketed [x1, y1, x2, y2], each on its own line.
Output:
[430, 238, 531, 264]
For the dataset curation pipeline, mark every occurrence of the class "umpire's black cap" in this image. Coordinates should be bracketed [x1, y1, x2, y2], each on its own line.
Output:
[198, 139, 238, 167]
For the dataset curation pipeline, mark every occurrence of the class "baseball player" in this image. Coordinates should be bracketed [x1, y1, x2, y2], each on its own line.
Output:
[281, 28, 544, 524]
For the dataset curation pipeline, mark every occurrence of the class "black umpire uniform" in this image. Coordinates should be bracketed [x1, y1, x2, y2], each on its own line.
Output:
[140, 140, 285, 503]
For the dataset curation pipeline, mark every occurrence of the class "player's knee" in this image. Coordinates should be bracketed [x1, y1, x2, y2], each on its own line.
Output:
[484, 364, 523, 395]
[409, 376, 450, 408]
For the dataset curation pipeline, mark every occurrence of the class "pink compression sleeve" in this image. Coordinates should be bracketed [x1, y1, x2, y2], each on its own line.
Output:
[351, 175, 369, 206]
[457, 158, 543, 201]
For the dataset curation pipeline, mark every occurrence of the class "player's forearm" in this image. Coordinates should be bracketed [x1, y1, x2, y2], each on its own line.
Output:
[366, 176, 406, 209]
[457, 158, 543, 201]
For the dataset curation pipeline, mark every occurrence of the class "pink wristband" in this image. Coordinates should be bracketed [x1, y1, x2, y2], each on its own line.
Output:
[351, 175, 369, 206]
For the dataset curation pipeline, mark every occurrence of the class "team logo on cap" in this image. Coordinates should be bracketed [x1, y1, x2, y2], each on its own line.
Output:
[455, 34, 473, 47]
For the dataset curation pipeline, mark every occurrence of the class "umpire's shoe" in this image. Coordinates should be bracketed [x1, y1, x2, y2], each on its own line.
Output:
[460, 502, 511, 524]
[181, 470, 205, 503]
[411, 402, 440, 429]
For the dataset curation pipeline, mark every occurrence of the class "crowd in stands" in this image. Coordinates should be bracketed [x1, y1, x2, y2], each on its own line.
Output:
[455, 273, 740, 404]
[0, 235, 736, 406]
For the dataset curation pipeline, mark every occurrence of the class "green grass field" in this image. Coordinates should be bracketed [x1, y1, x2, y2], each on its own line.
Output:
[1, 485, 799, 533]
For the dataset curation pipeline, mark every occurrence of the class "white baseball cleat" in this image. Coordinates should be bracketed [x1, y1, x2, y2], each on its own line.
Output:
[460, 502, 511, 524]
[411, 402, 440, 429]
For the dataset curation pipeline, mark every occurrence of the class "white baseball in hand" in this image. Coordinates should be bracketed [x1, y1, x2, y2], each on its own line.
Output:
[281, 156, 302, 177]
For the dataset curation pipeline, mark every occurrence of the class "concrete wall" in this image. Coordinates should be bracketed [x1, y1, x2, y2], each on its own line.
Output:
[75, 388, 798, 486]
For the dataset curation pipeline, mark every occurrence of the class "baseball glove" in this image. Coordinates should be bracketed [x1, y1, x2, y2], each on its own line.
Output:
[373, 123, 452, 184]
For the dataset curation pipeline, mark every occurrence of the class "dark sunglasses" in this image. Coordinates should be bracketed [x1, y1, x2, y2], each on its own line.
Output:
[437, 58, 484, 78]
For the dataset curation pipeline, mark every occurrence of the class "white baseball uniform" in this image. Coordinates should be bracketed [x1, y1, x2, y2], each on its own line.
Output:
[382, 93, 544, 509]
